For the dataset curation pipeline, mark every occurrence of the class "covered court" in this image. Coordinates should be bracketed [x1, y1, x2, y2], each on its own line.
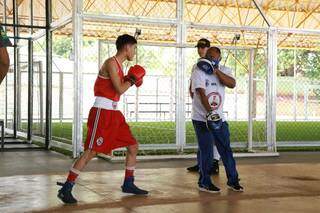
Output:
[1, 151, 320, 213]
[1, 0, 320, 212]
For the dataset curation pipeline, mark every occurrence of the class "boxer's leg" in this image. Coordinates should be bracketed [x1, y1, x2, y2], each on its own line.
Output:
[57, 149, 97, 204]
[124, 143, 138, 182]
[118, 118, 148, 195]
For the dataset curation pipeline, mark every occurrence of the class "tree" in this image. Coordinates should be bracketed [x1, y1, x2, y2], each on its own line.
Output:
[298, 50, 320, 80]
[53, 37, 72, 58]
[136, 46, 176, 76]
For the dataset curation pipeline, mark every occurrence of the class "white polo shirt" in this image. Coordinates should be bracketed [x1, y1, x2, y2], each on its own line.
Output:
[191, 64, 233, 122]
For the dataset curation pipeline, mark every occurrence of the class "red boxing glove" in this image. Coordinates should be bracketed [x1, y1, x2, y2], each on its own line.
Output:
[124, 75, 134, 86]
[135, 78, 143, 87]
[127, 65, 146, 87]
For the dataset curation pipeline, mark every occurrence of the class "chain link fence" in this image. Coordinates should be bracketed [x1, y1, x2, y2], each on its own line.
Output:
[82, 40, 177, 148]
[185, 44, 268, 150]
[2, 36, 320, 153]
[276, 45, 320, 144]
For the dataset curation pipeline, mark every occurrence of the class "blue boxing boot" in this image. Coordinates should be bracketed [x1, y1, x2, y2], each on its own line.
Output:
[57, 181, 77, 204]
[121, 177, 148, 195]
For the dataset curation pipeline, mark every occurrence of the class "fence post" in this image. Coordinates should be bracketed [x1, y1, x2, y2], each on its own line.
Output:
[170, 76, 174, 121]
[72, 0, 84, 158]
[59, 72, 64, 123]
[304, 86, 308, 120]
[248, 49, 254, 152]
[175, 0, 186, 152]
[266, 27, 277, 152]
[38, 61, 44, 135]
[293, 48, 297, 121]
[156, 77, 159, 121]
[234, 49, 238, 121]
[27, 39, 33, 142]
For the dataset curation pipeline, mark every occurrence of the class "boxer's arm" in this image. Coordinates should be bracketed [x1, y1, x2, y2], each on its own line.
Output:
[104, 60, 131, 95]
[196, 88, 211, 112]
[0, 47, 10, 85]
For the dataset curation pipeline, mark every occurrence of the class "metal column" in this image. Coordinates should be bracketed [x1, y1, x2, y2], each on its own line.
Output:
[266, 28, 277, 152]
[3, 0, 8, 129]
[16, 2, 22, 133]
[27, 0, 34, 142]
[45, 0, 53, 149]
[2, 0, 6, 26]
[59, 72, 64, 123]
[39, 61, 44, 135]
[27, 39, 34, 142]
[293, 47, 297, 121]
[234, 49, 238, 121]
[170, 76, 174, 121]
[135, 47, 139, 122]
[72, 0, 84, 158]
[13, 0, 18, 138]
[248, 49, 254, 152]
[98, 39, 103, 68]
[29, 0, 33, 34]
[175, 0, 186, 152]
[155, 78, 159, 121]
[1, 120, 4, 150]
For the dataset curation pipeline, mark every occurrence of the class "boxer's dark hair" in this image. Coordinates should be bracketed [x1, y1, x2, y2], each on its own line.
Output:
[116, 34, 137, 51]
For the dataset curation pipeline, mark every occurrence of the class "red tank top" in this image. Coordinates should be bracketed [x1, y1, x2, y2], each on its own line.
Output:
[94, 57, 124, 102]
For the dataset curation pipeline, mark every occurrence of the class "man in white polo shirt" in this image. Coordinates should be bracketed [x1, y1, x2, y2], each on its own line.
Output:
[191, 46, 243, 193]
[187, 38, 221, 175]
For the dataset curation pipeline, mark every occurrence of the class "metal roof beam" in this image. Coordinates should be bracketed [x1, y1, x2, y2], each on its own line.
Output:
[83, 13, 178, 26]
[252, 0, 272, 27]
[187, 22, 268, 32]
[50, 14, 72, 31]
[277, 27, 320, 35]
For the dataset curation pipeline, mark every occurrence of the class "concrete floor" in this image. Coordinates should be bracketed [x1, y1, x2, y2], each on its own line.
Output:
[0, 151, 320, 213]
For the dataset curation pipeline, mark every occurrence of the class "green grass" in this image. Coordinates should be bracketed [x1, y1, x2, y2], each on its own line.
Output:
[26, 121, 320, 145]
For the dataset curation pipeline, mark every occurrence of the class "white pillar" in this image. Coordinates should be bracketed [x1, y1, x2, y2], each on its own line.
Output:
[170, 76, 174, 121]
[175, 0, 186, 152]
[135, 47, 139, 122]
[72, 0, 84, 158]
[59, 72, 63, 123]
[266, 27, 277, 152]
[293, 48, 297, 121]
[248, 49, 254, 152]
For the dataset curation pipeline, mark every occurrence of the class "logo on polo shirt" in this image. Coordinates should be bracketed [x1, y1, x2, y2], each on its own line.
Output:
[205, 79, 209, 87]
[207, 92, 222, 110]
